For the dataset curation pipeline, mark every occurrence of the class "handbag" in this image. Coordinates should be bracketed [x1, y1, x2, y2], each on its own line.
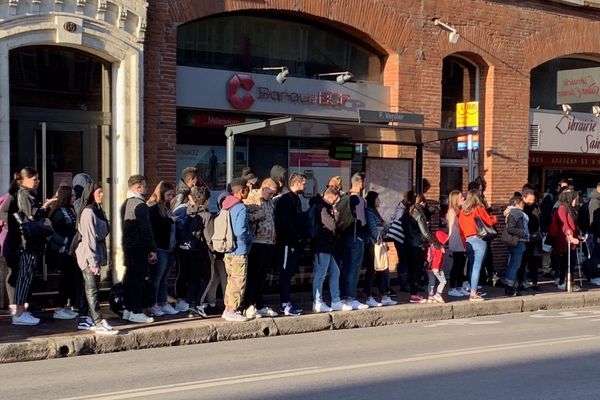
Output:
[542, 234, 553, 253]
[500, 228, 519, 247]
[374, 234, 389, 272]
[474, 215, 497, 240]
[386, 217, 405, 243]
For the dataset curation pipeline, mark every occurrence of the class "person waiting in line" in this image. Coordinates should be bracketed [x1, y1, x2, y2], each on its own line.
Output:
[405, 192, 443, 304]
[275, 173, 307, 316]
[363, 191, 396, 307]
[270, 165, 288, 196]
[171, 166, 199, 211]
[459, 189, 497, 301]
[74, 182, 118, 334]
[0, 175, 20, 317]
[587, 181, 600, 259]
[426, 230, 448, 303]
[221, 178, 252, 322]
[310, 187, 353, 313]
[174, 186, 213, 318]
[121, 174, 156, 323]
[517, 186, 542, 292]
[389, 192, 411, 294]
[241, 178, 280, 318]
[147, 181, 179, 317]
[503, 194, 530, 296]
[48, 185, 80, 320]
[327, 176, 343, 195]
[547, 190, 582, 291]
[336, 172, 369, 310]
[446, 190, 468, 297]
[7, 167, 56, 325]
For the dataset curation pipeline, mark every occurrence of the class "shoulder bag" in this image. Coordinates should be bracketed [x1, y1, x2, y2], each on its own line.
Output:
[474, 209, 497, 240]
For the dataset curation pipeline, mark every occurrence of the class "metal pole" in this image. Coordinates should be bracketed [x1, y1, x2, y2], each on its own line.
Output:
[40, 122, 47, 282]
[467, 133, 474, 183]
[225, 128, 234, 187]
[415, 144, 423, 193]
[567, 236, 572, 293]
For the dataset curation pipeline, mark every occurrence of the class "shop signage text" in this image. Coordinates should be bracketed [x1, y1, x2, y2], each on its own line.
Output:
[358, 109, 425, 124]
[530, 110, 600, 155]
[177, 66, 390, 119]
[557, 67, 600, 104]
[529, 152, 600, 168]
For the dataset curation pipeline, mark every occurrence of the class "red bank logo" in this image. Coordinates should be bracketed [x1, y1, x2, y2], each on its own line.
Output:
[227, 74, 255, 109]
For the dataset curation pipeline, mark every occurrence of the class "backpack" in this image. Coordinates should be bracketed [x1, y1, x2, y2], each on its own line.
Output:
[305, 204, 319, 240]
[211, 208, 236, 253]
[335, 193, 356, 232]
[577, 200, 590, 233]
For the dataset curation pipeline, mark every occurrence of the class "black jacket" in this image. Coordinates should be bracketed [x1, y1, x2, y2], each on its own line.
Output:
[8, 187, 48, 251]
[176, 204, 209, 252]
[148, 204, 175, 251]
[523, 203, 542, 241]
[49, 206, 77, 253]
[275, 191, 305, 247]
[171, 180, 192, 211]
[311, 195, 338, 254]
[407, 204, 441, 248]
[121, 195, 157, 251]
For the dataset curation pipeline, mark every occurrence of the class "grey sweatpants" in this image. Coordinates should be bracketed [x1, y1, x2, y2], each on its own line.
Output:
[428, 269, 447, 296]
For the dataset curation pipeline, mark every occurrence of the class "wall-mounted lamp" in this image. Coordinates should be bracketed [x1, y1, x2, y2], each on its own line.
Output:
[562, 104, 572, 115]
[593, 105, 600, 118]
[433, 18, 460, 44]
[316, 71, 353, 85]
[260, 66, 289, 84]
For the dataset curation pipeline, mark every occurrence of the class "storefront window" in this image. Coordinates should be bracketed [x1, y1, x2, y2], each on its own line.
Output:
[177, 14, 383, 83]
[530, 57, 600, 112]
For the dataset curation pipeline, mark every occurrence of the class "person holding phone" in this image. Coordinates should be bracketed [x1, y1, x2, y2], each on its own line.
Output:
[121, 175, 157, 323]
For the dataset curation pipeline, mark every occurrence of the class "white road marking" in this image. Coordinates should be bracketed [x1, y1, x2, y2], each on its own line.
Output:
[423, 319, 500, 328]
[58, 335, 600, 400]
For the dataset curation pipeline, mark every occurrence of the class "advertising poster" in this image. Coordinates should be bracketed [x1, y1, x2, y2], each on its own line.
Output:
[365, 158, 413, 223]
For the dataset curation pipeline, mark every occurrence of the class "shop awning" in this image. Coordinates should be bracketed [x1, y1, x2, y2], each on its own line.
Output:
[224, 116, 467, 145]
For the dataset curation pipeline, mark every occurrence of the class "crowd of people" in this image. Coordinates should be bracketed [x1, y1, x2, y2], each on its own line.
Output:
[1, 164, 599, 332]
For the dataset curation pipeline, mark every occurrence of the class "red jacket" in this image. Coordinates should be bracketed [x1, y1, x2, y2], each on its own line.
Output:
[458, 205, 497, 245]
[427, 230, 449, 270]
[548, 204, 579, 254]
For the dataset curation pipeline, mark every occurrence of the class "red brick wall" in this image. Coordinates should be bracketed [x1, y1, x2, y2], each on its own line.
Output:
[145, 0, 600, 270]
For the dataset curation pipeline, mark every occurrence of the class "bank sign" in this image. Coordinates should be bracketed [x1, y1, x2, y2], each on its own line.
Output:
[557, 67, 600, 104]
[530, 110, 600, 154]
[177, 66, 389, 119]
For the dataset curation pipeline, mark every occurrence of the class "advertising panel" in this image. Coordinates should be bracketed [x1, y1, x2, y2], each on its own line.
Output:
[557, 67, 600, 104]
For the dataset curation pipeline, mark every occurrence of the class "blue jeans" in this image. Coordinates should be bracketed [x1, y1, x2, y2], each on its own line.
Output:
[152, 250, 173, 305]
[466, 236, 487, 293]
[312, 252, 341, 304]
[339, 234, 364, 299]
[505, 241, 526, 286]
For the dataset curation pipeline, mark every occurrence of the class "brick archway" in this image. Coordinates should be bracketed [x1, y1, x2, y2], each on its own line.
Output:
[144, 0, 413, 186]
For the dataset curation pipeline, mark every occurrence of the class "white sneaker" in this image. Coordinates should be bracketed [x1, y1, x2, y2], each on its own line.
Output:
[222, 310, 248, 322]
[128, 312, 154, 323]
[331, 301, 353, 311]
[380, 296, 397, 306]
[313, 301, 333, 313]
[122, 309, 130, 320]
[12, 312, 40, 326]
[94, 319, 119, 335]
[149, 305, 165, 317]
[244, 305, 261, 319]
[160, 303, 179, 315]
[591, 278, 600, 286]
[175, 300, 189, 313]
[365, 297, 382, 307]
[557, 283, 566, 290]
[53, 308, 78, 320]
[448, 289, 465, 297]
[349, 299, 369, 310]
[256, 307, 278, 317]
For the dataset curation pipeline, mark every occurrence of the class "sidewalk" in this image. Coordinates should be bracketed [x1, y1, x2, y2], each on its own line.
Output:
[2, 281, 600, 364]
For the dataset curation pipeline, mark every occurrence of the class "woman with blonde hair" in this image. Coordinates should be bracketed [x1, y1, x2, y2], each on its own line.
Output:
[458, 189, 497, 301]
[446, 190, 468, 297]
[147, 181, 179, 316]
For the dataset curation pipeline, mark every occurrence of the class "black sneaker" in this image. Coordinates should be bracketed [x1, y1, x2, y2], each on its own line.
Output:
[530, 285, 541, 292]
[517, 284, 527, 292]
[77, 316, 95, 330]
[505, 287, 516, 297]
[188, 305, 208, 318]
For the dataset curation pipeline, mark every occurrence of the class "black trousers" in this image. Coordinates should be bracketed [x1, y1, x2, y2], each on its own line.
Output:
[518, 242, 540, 285]
[57, 252, 81, 307]
[449, 251, 466, 288]
[123, 247, 150, 313]
[363, 243, 386, 297]
[558, 249, 577, 285]
[278, 244, 302, 305]
[179, 249, 211, 307]
[243, 243, 274, 310]
[405, 246, 424, 296]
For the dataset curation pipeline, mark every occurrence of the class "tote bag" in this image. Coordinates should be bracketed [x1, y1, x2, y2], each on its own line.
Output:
[374, 234, 389, 271]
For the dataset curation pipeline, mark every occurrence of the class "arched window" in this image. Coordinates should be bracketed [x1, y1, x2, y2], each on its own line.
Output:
[530, 57, 600, 112]
[177, 13, 384, 83]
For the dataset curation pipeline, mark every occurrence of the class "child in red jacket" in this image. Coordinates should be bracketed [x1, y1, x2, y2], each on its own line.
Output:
[427, 230, 449, 303]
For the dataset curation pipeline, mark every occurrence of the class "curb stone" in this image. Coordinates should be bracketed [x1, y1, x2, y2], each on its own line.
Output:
[2, 290, 600, 364]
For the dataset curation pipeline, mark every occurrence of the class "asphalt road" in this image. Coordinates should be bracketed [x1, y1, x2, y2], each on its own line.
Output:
[2, 308, 600, 400]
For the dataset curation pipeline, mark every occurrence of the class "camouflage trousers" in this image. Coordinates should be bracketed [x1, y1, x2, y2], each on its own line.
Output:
[224, 254, 248, 311]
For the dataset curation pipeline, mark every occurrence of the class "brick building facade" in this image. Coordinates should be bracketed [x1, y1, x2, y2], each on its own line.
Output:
[144, 0, 600, 205]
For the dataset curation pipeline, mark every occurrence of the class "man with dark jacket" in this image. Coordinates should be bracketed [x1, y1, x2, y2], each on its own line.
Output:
[517, 187, 542, 292]
[171, 167, 199, 211]
[121, 174, 157, 323]
[310, 188, 353, 313]
[274, 172, 306, 316]
[588, 182, 600, 257]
